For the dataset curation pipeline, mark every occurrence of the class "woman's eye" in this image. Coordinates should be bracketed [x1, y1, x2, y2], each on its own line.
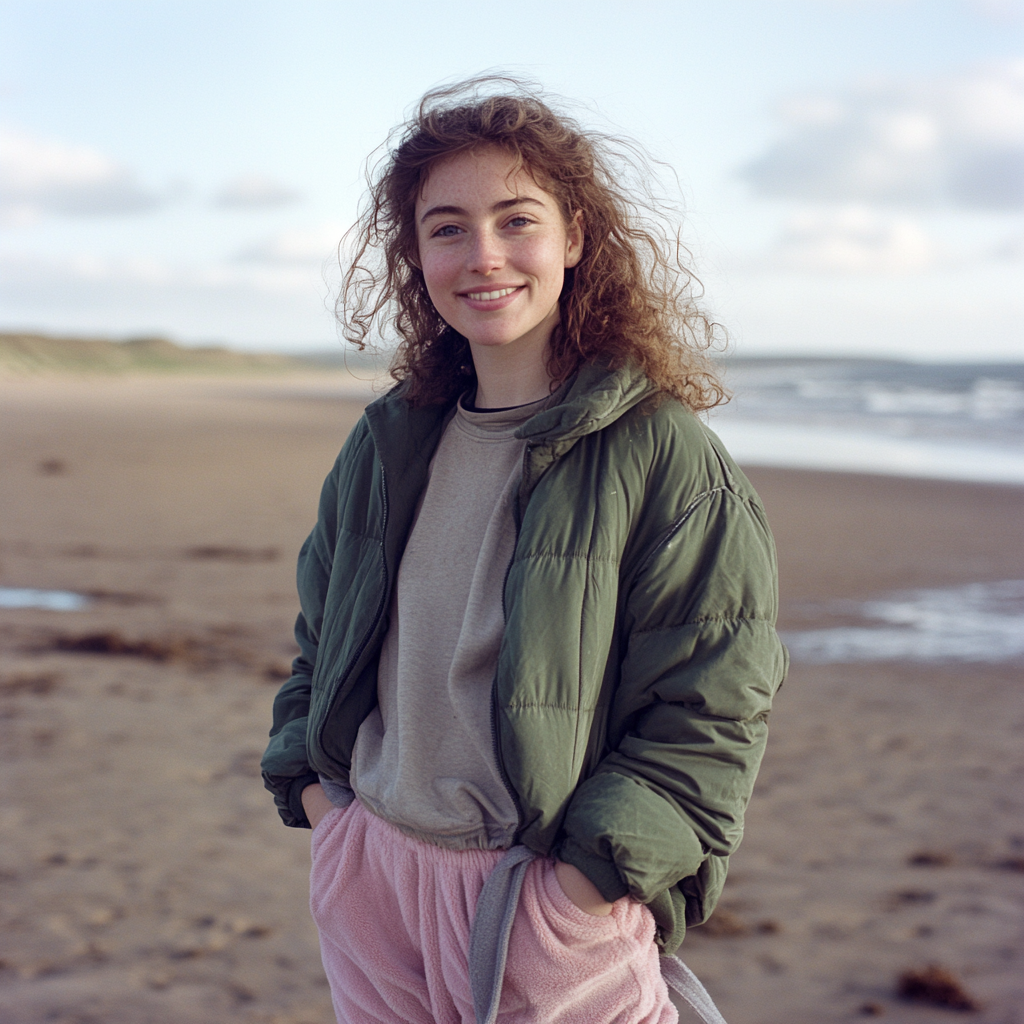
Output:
[508, 215, 532, 228]
[432, 224, 461, 238]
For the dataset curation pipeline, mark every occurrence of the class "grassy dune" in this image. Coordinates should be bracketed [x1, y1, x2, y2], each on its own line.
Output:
[0, 332, 302, 375]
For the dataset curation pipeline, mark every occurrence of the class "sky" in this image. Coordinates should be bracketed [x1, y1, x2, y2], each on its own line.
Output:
[0, 0, 1022, 360]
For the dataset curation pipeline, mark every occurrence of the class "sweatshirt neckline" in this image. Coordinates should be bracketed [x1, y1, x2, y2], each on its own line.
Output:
[454, 385, 566, 438]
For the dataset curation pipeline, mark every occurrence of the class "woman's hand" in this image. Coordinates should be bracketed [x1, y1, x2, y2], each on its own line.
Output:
[554, 860, 615, 917]
[301, 782, 334, 831]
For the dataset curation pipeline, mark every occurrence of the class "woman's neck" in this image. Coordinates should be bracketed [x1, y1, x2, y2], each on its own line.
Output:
[469, 337, 555, 409]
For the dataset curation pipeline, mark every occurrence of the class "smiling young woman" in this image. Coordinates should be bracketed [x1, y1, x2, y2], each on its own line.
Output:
[262, 77, 787, 1024]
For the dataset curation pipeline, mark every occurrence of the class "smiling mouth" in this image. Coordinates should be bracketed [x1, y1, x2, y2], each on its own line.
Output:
[464, 286, 520, 301]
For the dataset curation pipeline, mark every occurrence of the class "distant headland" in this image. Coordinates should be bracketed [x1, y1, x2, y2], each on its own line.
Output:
[0, 332, 379, 375]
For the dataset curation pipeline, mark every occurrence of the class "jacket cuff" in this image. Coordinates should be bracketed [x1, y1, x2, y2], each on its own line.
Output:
[555, 839, 631, 903]
[263, 771, 320, 828]
[287, 773, 321, 828]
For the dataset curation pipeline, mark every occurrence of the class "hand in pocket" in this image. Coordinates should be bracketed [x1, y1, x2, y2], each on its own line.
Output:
[301, 783, 335, 831]
[553, 860, 615, 917]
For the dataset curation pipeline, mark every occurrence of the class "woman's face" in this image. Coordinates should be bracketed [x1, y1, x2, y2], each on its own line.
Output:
[415, 146, 583, 362]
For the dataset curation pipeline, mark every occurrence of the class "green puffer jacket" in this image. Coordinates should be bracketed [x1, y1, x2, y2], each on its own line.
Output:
[262, 361, 788, 955]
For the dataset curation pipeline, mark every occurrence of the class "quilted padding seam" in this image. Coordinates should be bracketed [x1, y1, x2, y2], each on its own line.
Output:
[631, 615, 773, 637]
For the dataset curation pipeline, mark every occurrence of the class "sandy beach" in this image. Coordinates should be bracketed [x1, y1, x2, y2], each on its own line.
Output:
[1, 373, 1021, 1024]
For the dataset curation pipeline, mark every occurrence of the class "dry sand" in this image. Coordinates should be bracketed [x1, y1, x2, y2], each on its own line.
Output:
[0, 374, 1021, 1024]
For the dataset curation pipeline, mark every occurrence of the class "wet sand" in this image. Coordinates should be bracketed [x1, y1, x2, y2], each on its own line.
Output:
[1, 374, 1021, 1023]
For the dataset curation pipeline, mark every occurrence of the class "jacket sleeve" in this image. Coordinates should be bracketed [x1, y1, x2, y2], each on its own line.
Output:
[260, 605, 323, 828]
[557, 483, 788, 921]
[260, 423, 363, 828]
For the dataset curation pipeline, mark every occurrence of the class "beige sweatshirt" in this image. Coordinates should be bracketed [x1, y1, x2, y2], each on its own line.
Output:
[350, 390, 562, 850]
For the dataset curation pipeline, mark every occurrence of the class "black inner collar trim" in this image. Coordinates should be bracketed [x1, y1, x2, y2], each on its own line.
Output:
[462, 401, 536, 413]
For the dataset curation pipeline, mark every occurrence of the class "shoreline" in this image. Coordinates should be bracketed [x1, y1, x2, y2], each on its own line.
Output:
[4, 369, 1022, 485]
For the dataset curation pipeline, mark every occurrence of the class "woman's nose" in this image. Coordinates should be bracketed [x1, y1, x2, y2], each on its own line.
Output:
[466, 229, 504, 274]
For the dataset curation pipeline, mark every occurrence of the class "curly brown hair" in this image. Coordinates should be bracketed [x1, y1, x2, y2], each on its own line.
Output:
[337, 77, 725, 410]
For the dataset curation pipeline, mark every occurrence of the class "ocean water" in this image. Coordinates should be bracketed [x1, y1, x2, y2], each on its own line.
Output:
[782, 580, 1024, 665]
[708, 359, 1024, 484]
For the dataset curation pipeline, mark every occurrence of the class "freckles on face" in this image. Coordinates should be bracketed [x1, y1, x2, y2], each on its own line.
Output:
[413, 146, 582, 354]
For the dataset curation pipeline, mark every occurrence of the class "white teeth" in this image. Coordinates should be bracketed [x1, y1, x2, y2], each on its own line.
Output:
[466, 287, 517, 301]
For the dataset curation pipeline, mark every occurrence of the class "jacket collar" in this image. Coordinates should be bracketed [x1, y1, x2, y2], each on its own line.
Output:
[363, 382, 452, 481]
[516, 362, 656, 445]
[363, 362, 658, 504]
[516, 362, 658, 503]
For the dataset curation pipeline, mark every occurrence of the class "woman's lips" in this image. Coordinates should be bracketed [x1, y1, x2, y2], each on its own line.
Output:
[459, 285, 524, 311]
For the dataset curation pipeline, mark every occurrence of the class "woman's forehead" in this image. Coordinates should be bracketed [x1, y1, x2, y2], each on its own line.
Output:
[416, 146, 551, 209]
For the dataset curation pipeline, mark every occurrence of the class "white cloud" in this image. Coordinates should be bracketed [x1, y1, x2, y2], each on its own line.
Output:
[0, 126, 168, 223]
[0, 251, 318, 302]
[742, 60, 1024, 210]
[971, 0, 1024, 24]
[234, 223, 345, 264]
[767, 206, 941, 273]
[214, 174, 303, 209]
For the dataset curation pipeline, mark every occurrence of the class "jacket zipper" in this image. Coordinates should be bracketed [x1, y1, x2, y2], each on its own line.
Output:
[631, 486, 726, 582]
[490, 442, 533, 838]
[316, 467, 390, 757]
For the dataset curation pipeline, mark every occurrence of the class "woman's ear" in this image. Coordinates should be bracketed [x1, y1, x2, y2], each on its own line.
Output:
[564, 211, 584, 269]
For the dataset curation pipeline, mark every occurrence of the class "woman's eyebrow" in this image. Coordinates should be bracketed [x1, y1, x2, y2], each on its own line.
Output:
[419, 196, 546, 224]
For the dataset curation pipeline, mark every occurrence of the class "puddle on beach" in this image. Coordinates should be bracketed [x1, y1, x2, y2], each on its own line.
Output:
[0, 587, 91, 611]
[782, 579, 1024, 665]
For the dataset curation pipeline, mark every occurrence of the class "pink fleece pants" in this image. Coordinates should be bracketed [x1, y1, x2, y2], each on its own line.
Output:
[309, 800, 677, 1024]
